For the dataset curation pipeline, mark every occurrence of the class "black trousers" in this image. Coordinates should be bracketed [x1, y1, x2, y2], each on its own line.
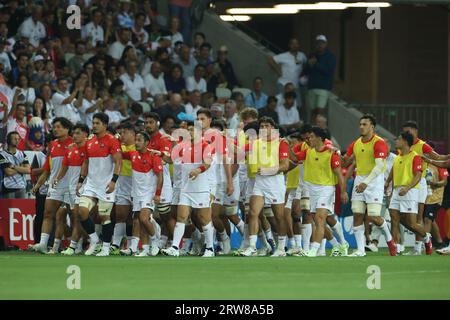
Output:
[34, 193, 46, 244]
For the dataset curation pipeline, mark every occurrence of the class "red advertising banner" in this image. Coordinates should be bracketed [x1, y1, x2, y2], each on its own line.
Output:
[0, 199, 36, 249]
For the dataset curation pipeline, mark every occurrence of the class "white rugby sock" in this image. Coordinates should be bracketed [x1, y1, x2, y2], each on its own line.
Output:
[160, 235, 168, 248]
[142, 244, 150, 254]
[172, 222, 186, 249]
[258, 230, 270, 249]
[219, 230, 229, 241]
[353, 224, 366, 253]
[102, 242, 110, 251]
[236, 220, 245, 235]
[88, 232, 100, 245]
[203, 222, 214, 249]
[278, 235, 287, 251]
[294, 235, 302, 248]
[249, 235, 257, 249]
[331, 221, 346, 245]
[182, 238, 192, 251]
[130, 237, 139, 253]
[112, 222, 126, 247]
[150, 218, 161, 239]
[264, 228, 274, 241]
[415, 241, 423, 254]
[309, 242, 320, 255]
[70, 240, 77, 249]
[329, 237, 340, 247]
[52, 238, 61, 252]
[318, 238, 327, 254]
[39, 233, 50, 247]
[301, 224, 312, 251]
[77, 238, 83, 251]
[288, 237, 295, 248]
[241, 224, 250, 248]
[378, 220, 392, 242]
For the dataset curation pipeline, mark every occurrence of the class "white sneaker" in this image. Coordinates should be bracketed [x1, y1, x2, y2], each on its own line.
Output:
[46, 248, 58, 255]
[293, 249, 307, 257]
[120, 248, 135, 256]
[95, 248, 110, 257]
[222, 238, 231, 255]
[365, 242, 379, 252]
[162, 246, 180, 257]
[317, 251, 326, 257]
[61, 247, 76, 256]
[330, 246, 341, 257]
[286, 247, 301, 256]
[257, 247, 271, 256]
[28, 243, 47, 254]
[202, 249, 215, 257]
[270, 249, 287, 257]
[347, 250, 366, 257]
[85, 243, 100, 256]
[240, 247, 257, 257]
[403, 250, 421, 256]
[305, 249, 317, 257]
[437, 245, 450, 255]
[74, 246, 83, 255]
[149, 245, 160, 256]
[135, 251, 149, 257]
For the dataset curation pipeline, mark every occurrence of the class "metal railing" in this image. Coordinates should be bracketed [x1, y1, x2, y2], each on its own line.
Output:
[349, 103, 450, 145]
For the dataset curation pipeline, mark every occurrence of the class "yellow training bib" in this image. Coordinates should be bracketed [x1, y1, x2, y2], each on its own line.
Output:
[303, 148, 338, 186]
[393, 151, 420, 188]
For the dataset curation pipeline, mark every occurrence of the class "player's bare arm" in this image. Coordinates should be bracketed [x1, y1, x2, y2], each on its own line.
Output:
[399, 170, 422, 196]
[333, 166, 349, 204]
[106, 152, 122, 194]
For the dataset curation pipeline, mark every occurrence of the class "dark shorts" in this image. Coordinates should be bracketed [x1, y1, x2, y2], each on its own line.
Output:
[424, 204, 440, 221]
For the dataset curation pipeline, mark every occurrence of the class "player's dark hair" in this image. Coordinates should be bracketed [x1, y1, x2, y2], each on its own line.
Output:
[300, 123, 313, 135]
[288, 132, 302, 140]
[93, 112, 109, 125]
[136, 131, 151, 142]
[197, 108, 212, 119]
[400, 131, 414, 147]
[427, 141, 435, 149]
[186, 121, 195, 127]
[52, 117, 73, 133]
[258, 116, 276, 128]
[117, 122, 136, 133]
[6, 131, 19, 145]
[284, 91, 297, 100]
[130, 102, 143, 115]
[211, 119, 226, 131]
[73, 123, 90, 134]
[194, 32, 206, 40]
[244, 121, 259, 132]
[163, 115, 176, 124]
[311, 126, 327, 141]
[143, 112, 160, 122]
[360, 113, 377, 127]
[402, 120, 418, 130]
[200, 43, 212, 50]
[107, 125, 116, 135]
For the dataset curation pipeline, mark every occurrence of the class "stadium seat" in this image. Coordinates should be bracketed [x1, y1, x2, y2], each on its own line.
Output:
[216, 87, 232, 99]
[232, 87, 252, 98]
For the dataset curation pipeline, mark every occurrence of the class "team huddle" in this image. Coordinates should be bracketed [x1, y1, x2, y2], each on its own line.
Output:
[28, 107, 450, 257]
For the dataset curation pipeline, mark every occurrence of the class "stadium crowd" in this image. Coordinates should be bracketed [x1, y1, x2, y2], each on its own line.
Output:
[1, 0, 449, 257]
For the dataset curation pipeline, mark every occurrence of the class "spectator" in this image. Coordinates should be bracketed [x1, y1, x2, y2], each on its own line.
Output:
[40, 83, 55, 122]
[119, 60, 147, 103]
[231, 91, 245, 112]
[9, 52, 29, 84]
[117, 0, 135, 29]
[81, 9, 104, 48]
[155, 47, 172, 74]
[117, 45, 139, 72]
[277, 91, 301, 133]
[0, 37, 11, 74]
[168, 17, 184, 46]
[92, 56, 108, 90]
[6, 0, 25, 38]
[29, 55, 48, 88]
[103, 97, 125, 127]
[121, 101, 145, 130]
[103, 12, 116, 45]
[109, 78, 129, 108]
[258, 96, 279, 124]
[224, 99, 239, 131]
[76, 86, 102, 129]
[152, 93, 167, 115]
[197, 42, 213, 66]
[216, 45, 238, 88]
[206, 63, 230, 94]
[200, 91, 215, 109]
[159, 93, 185, 122]
[173, 44, 197, 79]
[26, 116, 44, 151]
[108, 27, 133, 63]
[144, 61, 167, 97]
[276, 82, 297, 110]
[244, 76, 268, 110]
[184, 89, 202, 117]
[164, 63, 186, 96]
[314, 113, 340, 149]
[43, 11, 58, 38]
[131, 12, 149, 48]
[169, 0, 192, 44]
[0, 131, 30, 198]
[303, 34, 337, 119]
[211, 103, 224, 120]
[160, 115, 176, 135]
[51, 77, 82, 124]
[17, 5, 46, 48]
[13, 73, 35, 107]
[28, 97, 50, 133]
[87, 41, 114, 71]
[191, 32, 206, 58]
[186, 64, 206, 93]
[1, 103, 28, 151]
[67, 41, 87, 79]
[268, 38, 307, 103]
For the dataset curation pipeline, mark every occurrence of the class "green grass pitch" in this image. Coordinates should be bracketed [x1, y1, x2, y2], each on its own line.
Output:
[1, 250, 449, 300]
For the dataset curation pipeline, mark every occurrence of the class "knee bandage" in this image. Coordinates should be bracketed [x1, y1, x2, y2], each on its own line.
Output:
[351, 200, 367, 214]
[79, 197, 96, 212]
[367, 203, 382, 217]
[263, 207, 274, 217]
[300, 199, 310, 211]
[98, 201, 114, 217]
[225, 206, 238, 217]
[157, 203, 171, 215]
